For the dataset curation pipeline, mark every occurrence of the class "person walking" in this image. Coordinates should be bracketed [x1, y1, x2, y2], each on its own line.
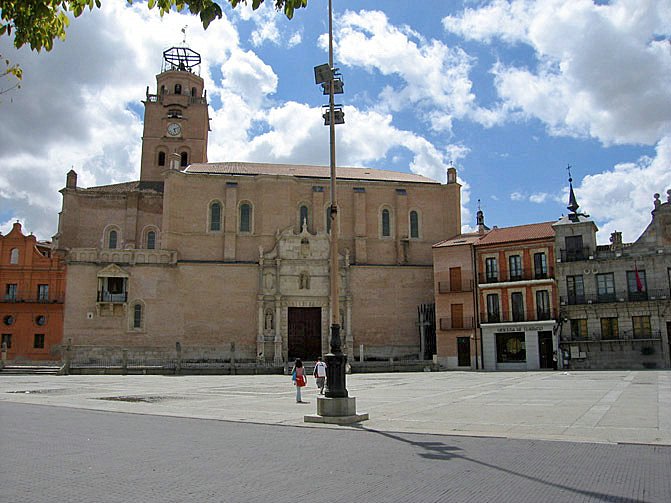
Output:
[291, 358, 307, 403]
[313, 356, 327, 395]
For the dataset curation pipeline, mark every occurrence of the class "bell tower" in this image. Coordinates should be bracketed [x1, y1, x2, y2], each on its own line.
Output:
[140, 46, 209, 181]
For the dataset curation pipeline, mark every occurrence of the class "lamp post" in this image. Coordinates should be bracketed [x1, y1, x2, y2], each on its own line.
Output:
[306, 0, 368, 424]
[314, 0, 347, 399]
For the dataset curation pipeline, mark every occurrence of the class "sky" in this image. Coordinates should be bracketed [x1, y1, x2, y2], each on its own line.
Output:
[1, 0, 670, 244]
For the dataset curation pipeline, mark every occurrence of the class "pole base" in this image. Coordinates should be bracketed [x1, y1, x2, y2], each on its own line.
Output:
[304, 396, 369, 425]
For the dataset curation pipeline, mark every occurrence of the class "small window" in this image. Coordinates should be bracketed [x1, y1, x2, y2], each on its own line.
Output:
[566, 275, 585, 304]
[627, 270, 647, 301]
[486, 294, 499, 323]
[168, 109, 182, 118]
[1, 334, 11, 349]
[133, 304, 143, 329]
[160, 85, 166, 95]
[509, 255, 522, 280]
[180, 151, 188, 167]
[570, 319, 588, 339]
[158, 151, 166, 166]
[38, 284, 49, 302]
[600, 318, 618, 339]
[511, 292, 524, 322]
[632, 316, 651, 338]
[36, 315, 46, 326]
[381, 209, 391, 237]
[174, 83, 182, 95]
[485, 257, 498, 282]
[9, 248, 19, 264]
[239, 203, 252, 233]
[210, 202, 222, 231]
[534, 252, 547, 279]
[596, 273, 615, 302]
[3, 315, 14, 326]
[191, 87, 197, 97]
[5, 284, 17, 301]
[147, 231, 156, 250]
[535, 290, 550, 320]
[409, 211, 419, 239]
[108, 230, 118, 249]
[34, 334, 45, 349]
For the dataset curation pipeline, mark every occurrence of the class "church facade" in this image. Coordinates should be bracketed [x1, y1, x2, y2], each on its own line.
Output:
[54, 47, 462, 365]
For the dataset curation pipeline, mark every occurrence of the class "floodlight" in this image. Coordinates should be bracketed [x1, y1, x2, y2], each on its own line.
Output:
[314, 64, 333, 85]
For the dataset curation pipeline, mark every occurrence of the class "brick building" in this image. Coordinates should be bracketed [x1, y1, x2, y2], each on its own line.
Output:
[53, 46, 462, 366]
[433, 210, 558, 371]
[0, 222, 66, 361]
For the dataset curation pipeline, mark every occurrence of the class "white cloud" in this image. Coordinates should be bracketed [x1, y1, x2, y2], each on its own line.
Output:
[334, 10, 504, 132]
[573, 135, 671, 243]
[529, 192, 549, 203]
[510, 191, 524, 201]
[443, 0, 671, 146]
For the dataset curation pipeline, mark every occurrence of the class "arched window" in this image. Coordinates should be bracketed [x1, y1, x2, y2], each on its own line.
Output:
[9, 248, 19, 264]
[158, 151, 166, 167]
[381, 209, 391, 237]
[191, 87, 197, 97]
[325, 205, 332, 234]
[210, 202, 222, 231]
[160, 85, 165, 95]
[174, 83, 182, 95]
[180, 151, 188, 167]
[410, 211, 419, 239]
[133, 303, 143, 329]
[146, 231, 156, 250]
[239, 203, 252, 233]
[108, 230, 118, 249]
[299, 205, 309, 230]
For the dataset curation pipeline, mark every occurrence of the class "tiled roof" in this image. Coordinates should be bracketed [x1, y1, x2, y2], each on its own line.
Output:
[184, 162, 440, 184]
[433, 233, 482, 248]
[81, 181, 164, 194]
[476, 221, 555, 246]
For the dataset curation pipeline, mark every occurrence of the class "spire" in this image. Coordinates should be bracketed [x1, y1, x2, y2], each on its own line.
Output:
[476, 199, 490, 233]
[567, 164, 579, 214]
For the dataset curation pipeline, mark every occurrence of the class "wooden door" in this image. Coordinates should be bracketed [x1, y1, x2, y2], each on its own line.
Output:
[288, 307, 322, 361]
[449, 267, 462, 292]
[457, 337, 471, 367]
[451, 304, 464, 329]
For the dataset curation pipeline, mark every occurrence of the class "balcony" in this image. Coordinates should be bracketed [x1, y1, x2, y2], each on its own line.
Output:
[1, 293, 65, 304]
[97, 291, 128, 303]
[480, 309, 554, 324]
[560, 247, 591, 262]
[439, 317, 475, 330]
[438, 279, 474, 293]
[560, 330, 661, 342]
[560, 290, 669, 306]
[479, 267, 554, 284]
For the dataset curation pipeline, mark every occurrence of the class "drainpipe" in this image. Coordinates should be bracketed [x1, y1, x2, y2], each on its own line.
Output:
[472, 244, 482, 370]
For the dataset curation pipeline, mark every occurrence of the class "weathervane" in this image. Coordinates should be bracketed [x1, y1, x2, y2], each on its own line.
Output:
[181, 25, 188, 45]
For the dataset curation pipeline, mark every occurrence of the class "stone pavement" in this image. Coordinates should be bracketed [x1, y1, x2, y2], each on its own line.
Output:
[1, 369, 670, 445]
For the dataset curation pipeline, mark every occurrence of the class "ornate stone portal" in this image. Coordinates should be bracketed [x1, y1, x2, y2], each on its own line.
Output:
[257, 225, 351, 365]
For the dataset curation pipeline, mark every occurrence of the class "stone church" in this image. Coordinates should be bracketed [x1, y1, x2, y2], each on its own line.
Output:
[54, 46, 462, 365]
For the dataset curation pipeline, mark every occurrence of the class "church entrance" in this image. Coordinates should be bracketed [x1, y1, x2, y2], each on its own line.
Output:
[288, 307, 322, 361]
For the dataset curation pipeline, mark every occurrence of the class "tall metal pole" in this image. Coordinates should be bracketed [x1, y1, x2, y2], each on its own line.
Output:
[325, 0, 347, 398]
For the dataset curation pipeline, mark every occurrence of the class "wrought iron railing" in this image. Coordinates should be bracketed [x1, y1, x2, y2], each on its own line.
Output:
[480, 309, 554, 324]
[479, 267, 554, 284]
[561, 289, 669, 305]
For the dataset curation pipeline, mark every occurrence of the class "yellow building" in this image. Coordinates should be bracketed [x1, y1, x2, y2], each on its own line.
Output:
[54, 46, 462, 366]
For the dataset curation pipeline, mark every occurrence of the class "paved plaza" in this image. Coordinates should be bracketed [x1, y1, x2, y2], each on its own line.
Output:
[1, 370, 670, 502]
[1, 370, 670, 445]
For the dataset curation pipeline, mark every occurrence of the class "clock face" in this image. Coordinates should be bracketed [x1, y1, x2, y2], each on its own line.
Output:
[167, 123, 182, 137]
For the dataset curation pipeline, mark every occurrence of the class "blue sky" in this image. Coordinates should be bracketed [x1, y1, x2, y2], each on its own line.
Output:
[1, 0, 670, 243]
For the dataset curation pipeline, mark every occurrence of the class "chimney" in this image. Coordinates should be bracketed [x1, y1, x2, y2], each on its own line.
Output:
[446, 167, 457, 184]
[66, 169, 77, 189]
[610, 231, 623, 249]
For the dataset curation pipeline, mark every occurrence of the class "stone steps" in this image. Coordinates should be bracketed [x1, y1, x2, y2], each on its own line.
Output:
[1, 365, 61, 375]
